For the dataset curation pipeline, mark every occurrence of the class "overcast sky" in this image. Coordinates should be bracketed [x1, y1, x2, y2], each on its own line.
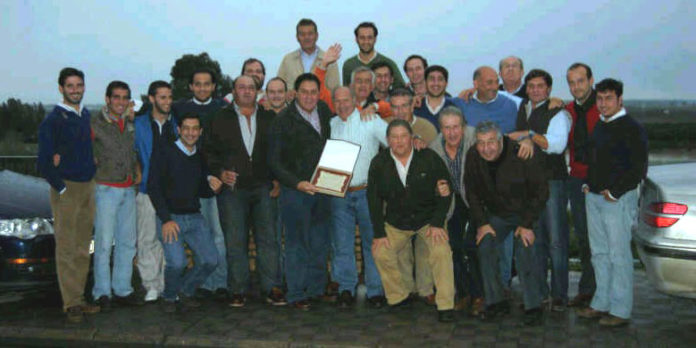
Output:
[1, 0, 694, 104]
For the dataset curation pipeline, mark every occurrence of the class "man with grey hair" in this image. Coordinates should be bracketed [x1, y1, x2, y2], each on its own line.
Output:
[464, 121, 548, 326]
[351, 66, 392, 118]
[429, 106, 483, 313]
[499, 56, 527, 99]
[329, 86, 389, 309]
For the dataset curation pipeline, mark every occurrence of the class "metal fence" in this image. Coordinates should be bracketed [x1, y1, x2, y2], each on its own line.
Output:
[0, 156, 38, 177]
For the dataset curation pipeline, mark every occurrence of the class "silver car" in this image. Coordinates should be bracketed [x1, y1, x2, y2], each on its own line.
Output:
[633, 162, 696, 299]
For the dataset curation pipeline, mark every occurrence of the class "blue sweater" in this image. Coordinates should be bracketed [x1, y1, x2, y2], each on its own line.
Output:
[37, 105, 96, 192]
[134, 112, 179, 194]
[413, 98, 456, 132]
[450, 93, 519, 133]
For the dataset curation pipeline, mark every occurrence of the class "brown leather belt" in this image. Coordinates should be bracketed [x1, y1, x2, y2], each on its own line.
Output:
[347, 184, 367, 192]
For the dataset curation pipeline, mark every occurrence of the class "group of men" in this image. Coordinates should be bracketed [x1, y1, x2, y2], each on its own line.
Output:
[38, 19, 647, 327]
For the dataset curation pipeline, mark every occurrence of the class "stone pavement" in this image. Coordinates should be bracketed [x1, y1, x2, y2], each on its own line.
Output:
[0, 271, 695, 347]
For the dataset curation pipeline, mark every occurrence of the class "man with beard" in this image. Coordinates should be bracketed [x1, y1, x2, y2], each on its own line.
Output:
[414, 65, 457, 131]
[403, 55, 428, 97]
[342, 22, 404, 88]
[371, 61, 394, 101]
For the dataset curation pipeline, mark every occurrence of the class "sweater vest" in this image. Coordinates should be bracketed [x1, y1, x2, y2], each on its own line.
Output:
[516, 101, 567, 180]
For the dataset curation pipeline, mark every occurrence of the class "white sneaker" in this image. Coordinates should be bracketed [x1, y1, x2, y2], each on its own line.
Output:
[145, 289, 159, 302]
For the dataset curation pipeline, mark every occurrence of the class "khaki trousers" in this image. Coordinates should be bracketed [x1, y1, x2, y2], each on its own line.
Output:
[374, 223, 454, 310]
[50, 180, 95, 311]
[396, 236, 434, 295]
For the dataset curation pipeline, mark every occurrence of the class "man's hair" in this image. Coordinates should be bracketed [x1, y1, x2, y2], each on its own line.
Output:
[524, 69, 553, 88]
[472, 66, 495, 81]
[294, 72, 320, 92]
[58, 67, 84, 86]
[266, 77, 287, 92]
[105, 80, 131, 98]
[475, 121, 503, 140]
[568, 62, 593, 79]
[351, 66, 376, 84]
[439, 106, 466, 127]
[389, 87, 414, 104]
[387, 119, 413, 137]
[189, 68, 217, 85]
[498, 56, 524, 71]
[241, 58, 266, 75]
[425, 65, 448, 82]
[296, 18, 317, 32]
[332, 86, 356, 103]
[148, 80, 171, 97]
[354, 22, 378, 37]
[177, 113, 201, 127]
[403, 55, 428, 74]
[233, 75, 258, 91]
[371, 61, 393, 76]
[595, 78, 624, 98]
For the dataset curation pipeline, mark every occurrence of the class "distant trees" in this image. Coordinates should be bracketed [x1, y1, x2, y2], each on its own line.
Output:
[169, 52, 233, 101]
[0, 99, 46, 142]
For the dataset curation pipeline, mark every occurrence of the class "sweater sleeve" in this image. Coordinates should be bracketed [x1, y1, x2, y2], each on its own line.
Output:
[267, 117, 301, 188]
[37, 114, 66, 192]
[428, 152, 453, 229]
[609, 121, 648, 198]
[367, 157, 387, 238]
[389, 60, 406, 89]
[325, 61, 341, 93]
[202, 112, 224, 178]
[521, 152, 549, 229]
[147, 146, 172, 223]
[464, 149, 489, 228]
[313, 66, 335, 113]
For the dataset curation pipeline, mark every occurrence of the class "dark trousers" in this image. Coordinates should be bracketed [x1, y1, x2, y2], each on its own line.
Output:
[566, 176, 596, 296]
[447, 194, 483, 299]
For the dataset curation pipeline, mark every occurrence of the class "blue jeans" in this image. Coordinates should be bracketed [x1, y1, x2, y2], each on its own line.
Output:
[536, 179, 570, 302]
[217, 185, 281, 294]
[586, 189, 638, 319]
[498, 231, 513, 287]
[160, 213, 219, 301]
[199, 197, 227, 291]
[280, 187, 331, 303]
[93, 184, 136, 298]
[566, 176, 595, 296]
[330, 190, 383, 297]
[478, 214, 544, 310]
[273, 197, 285, 286]
[447, 194, 468, 298]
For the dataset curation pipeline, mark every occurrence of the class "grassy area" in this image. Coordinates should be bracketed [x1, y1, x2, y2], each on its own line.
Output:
[0, 131, 37, 156]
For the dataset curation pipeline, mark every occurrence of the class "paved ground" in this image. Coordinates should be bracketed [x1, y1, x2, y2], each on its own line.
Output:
[1, 271, 695, 347]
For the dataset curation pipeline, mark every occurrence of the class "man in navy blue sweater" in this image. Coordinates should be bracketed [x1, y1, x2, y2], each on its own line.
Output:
[37, 67, 100, 323]
[148, 113, 223, 313]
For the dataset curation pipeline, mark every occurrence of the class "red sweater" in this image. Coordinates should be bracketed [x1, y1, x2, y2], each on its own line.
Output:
[565, 98, 600, 179]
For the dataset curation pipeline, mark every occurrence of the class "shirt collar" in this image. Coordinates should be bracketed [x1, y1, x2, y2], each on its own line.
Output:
[601, 107, 627, 123]
[358, 51, 378, 64]
[390, 147, 414, 167]
[300, 48, 318, 59]
[425, 96, 446, 114]
[57, 101, 84, 115]
[473, 91, 499, 104]
[175, 139, 197, 156]
[192, 97, 212, 105]
[233, 102, 258, 117]
[295, 101, 317, 118]
[527, 99, 548, 110]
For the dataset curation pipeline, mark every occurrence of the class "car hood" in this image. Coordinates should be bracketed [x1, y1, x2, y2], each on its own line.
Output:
[0, 170, 52, 219]
[647, 162, 696, 195]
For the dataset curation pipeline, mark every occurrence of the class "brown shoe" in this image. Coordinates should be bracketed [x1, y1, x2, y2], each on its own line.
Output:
[568, 293, 593, 308]
[469, 297, 485, 317]
[454, 296, 470, 311]
[292, 299, 311, 311]
[80, 303, 101, 315]
[421, 294, 436, 306]
[576, 307, 608, 319]
[599, 314, 629, 327]
[65, 306, 83, 323]
[266, 287, 288, 306]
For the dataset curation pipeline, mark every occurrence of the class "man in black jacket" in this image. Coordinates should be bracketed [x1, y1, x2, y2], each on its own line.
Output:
[465, 121, 548, 326]
[368, 119, 455, 323]
[268, 73, 332, 310]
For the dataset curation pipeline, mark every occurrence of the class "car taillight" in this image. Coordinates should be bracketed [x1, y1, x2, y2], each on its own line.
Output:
[642, 202, 688, 228]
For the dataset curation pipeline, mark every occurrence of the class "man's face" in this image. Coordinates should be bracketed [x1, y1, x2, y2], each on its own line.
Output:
[296, 80, 320, 113]
[440, 115, 463, 148]
[149, 87, 173, 115]
[474, 68, 499, 102]
[476, 130, 503, 162]
[499, 57, 523, 86]
[352, 71, 374, 101]
[405, 58, 425, 85]
[425, 71, 447, 98]
[265, 80, 287, 110]
[567, 67, 594, 102]
[189, 72, 215, 102]
[106, 87, 130, 117]
[387, 125, 413, 158]
[596, 90, 623, 117]
[333, 87, 355, 119]
[59, 76, 85, 106]
[243, 61, 265, 88]
[526, 76, 551, 105]
[390, 95, 414, 122]
[233, 76, 257, 107]
[355, 27, 376, 55]
[374, 66, 393, 95]
[296, 25, 318, 53]
[177, 118, 202, 149]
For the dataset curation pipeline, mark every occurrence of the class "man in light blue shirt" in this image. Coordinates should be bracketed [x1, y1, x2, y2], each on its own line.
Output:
[329, 86, 388, 309]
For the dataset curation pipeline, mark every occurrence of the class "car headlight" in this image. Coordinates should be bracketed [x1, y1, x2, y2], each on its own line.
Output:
[0, 218, 54, 239]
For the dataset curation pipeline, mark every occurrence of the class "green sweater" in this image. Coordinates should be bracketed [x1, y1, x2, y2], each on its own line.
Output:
[342, 52, 405, 88]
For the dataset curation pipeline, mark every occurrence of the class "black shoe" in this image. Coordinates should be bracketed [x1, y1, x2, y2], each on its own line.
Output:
[292, 299, 311, 311]
[180, 295, 201, 309]
[162, 300, 177, 313]
[229, 294, 246, 308]
[266, 287, 288, 306]
[96, 295, 111, 312]
[390, 296, 412, 309]
[337, 290, 353, 309]
[65, 306, 84, 323]
[438, 309, 456, 323]
[480, 300, 510, 321]
[367, 295, 386, 309]
[551, 298, 566, 312]
[113, 292, 145, 307]
[522, 307, 543, 326]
